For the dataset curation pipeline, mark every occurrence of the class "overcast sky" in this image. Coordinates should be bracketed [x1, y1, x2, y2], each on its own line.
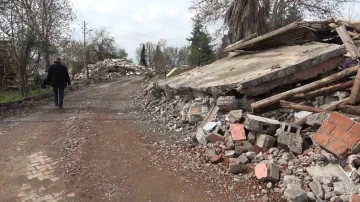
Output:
[70, 0, 196, 61]
[69, 0, 360, 62]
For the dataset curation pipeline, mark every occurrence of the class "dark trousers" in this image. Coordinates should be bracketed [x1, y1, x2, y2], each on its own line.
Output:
[53, 87, 65, 108]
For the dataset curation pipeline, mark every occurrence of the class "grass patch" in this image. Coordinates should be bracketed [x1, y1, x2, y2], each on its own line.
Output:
[0, 88, 50, 104]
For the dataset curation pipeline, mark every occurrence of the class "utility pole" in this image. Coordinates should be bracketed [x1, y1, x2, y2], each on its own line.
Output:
[82, 21, 89, 79]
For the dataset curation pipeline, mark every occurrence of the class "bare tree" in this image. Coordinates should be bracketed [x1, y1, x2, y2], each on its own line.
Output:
[88, 28, 117, 61]
[190, 0, 357, 43]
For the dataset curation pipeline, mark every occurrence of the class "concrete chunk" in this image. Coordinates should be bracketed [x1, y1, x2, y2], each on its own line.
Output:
[195, 128, 207, 145]
[225, 136, 235, 150]
[309, 180, 324, 200]
[235, 141, 253, 155]
[256, 134, 275, 150]
[306, 113, 330, 127]
[248, 131, 257, 144]
[187, 102, 202, 124]
[244, 114, 280, 135]
[229, 159, 244, 174]
[227, 110, 243, 123]
[276, 123, 303, 154]
[284, 184, 309, 202]
[255, 162, 280, 182]
[217, 96, 238, 111]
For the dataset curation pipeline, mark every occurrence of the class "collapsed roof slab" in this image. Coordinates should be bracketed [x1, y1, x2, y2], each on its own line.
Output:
[158, 43, 347, 96]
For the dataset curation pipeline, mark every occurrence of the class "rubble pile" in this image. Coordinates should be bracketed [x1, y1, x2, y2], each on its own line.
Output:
[74, 59, 146, 80]
[134, 19, 360, 202]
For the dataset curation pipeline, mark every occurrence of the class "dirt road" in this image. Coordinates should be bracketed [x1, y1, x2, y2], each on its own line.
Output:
[0, 77, 227, 202]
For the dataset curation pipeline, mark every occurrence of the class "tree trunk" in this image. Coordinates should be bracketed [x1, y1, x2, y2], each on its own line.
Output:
[251, 66, 359, 112]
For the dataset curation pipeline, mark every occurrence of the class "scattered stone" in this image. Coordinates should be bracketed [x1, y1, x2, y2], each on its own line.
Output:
[284, 175, 302, 187]
[205, 149, 216, 158]
[246, 151, 257, 160]
[261, 189, 268, 194]
[225, 136, 235, 150]
[235, 141, 253, 155]
[229, 159, 244, 174]
[267, 182, 273, 189]
[278, 159, 288, 166]
[255, 161, 280, 182]
[276, 123, 303, 154]
[187, 101, 203, 124]
[269, 147, 279, 154]
[307, 192, 316, 201]
[325, 192, 336, 201]
[284, 184, 309, 202]
[340, 195, 350, 202]
[306, 113, 330, 127]
[245, 132, 255, 145]
[309, 179, 324, 200]
[237, 153, 249, 164]
[320, 150, 338, 164]
[333, 181, 359, 196]
[244, 114, 280, 135]
[225, 150, 236, 158]
[227, 110, 243, 123]
[195, 128, 207, 145]
[330, 196, 343, 202]
[253, 152, 265, 163]
[256, 134, 275, 150]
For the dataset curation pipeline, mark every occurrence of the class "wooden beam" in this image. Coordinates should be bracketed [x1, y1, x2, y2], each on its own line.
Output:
[224, 22, 301, 52]
[251, 66, 359, 112]
[336, 25, 360, 59]
[349, 67, 360, 105]
[291, 98, 349, 126]
[339, 105, 360, 116]
[280, 100, 330, 113]
[293, 80, 354, 100]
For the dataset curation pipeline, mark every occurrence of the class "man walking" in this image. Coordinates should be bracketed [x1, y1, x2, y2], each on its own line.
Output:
[47, 58, 71, 109]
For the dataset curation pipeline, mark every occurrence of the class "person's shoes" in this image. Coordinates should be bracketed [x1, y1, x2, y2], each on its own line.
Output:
[59, 106, 64, 109]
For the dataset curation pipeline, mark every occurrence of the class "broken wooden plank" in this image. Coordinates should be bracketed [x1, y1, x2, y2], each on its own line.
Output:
[336, 25, 360, 59]
[339, 104, 360, 116]
[349, 67, 360, 105]
[291, 98, 349, 126]
[280, 100, 329, 113]
[251, 66, 359, 112]
[226, 33, 258, 51]
[293, 80, 354, 100]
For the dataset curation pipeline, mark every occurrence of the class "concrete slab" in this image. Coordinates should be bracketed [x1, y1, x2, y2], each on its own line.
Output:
[306, 164, 359, 192]
[159, 43, 346, 96]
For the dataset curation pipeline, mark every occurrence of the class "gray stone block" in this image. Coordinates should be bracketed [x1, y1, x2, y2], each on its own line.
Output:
[284, 184, 309, 202]
[309, 180, 324, 200]
[276, 123, 303, 154]
[256, 134, 275, 150]
[244, 114, 280, 135]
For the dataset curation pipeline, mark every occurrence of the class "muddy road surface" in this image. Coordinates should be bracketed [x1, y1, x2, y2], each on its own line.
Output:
[0, 77, 230, 202]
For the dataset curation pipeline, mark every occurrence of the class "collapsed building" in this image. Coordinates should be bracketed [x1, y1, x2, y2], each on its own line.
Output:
[139, 19, 360, 202]
[74, 59, 146, 80]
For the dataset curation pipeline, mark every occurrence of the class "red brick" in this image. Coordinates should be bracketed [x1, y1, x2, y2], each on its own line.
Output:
[351, 194, 360, 202]
[332, 127, 360, 148]
[230, 124, 247, 141]
[255, 162, 268, 180]
[206, 133, 225, 143]
[326, 138, 350, 158]
[313, 132, 331, 147]
[250, 145, 263, 154]
[317, 121, 336, 135]
[328, 112, 355, 130]
[350, 123, 360, 138]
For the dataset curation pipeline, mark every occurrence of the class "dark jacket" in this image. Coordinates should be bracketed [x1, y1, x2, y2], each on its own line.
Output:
[47, 62, 71, 88]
